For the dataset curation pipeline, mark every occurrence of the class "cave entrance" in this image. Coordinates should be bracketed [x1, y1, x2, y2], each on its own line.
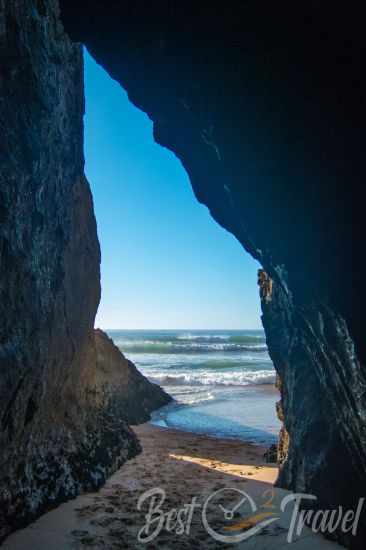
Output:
[84, 49, 280, 450]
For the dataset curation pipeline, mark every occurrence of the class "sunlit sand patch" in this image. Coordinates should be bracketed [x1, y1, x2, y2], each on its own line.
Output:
[168, 453, 277, 483]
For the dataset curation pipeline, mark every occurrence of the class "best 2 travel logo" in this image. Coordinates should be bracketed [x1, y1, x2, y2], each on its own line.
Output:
[136, 486, 365, 544]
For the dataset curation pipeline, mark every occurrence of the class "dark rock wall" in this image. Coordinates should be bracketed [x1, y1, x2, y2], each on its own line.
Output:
[59, 2, 366, 546]
[259, 272, 366, 546]
[0, 0, 168, 541]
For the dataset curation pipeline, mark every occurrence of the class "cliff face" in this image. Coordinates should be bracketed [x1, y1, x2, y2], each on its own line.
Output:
[258, 273, 365, 530]
[59, 2, 366, 547]
[0, 0, 169, 541]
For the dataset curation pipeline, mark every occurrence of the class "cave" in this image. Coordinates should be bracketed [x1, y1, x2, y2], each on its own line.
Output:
[0, 1, 365, 548]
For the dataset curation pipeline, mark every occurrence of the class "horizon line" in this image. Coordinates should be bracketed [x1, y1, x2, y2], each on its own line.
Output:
[98, 327, 264, 331]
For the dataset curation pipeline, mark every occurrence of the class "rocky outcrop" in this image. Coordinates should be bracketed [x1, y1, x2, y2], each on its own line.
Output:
[0, 0, 170, 542]
[94, 329, 172, 425]
[0, 325, 171, 542]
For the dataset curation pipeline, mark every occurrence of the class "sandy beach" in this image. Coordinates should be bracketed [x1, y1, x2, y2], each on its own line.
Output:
[3, 424, 341, 549]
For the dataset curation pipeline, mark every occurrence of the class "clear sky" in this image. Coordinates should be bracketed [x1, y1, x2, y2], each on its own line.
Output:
[84, 50, 262, 330]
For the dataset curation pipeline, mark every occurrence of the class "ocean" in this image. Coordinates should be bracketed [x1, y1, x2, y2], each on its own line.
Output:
[107, 329, 280, 445]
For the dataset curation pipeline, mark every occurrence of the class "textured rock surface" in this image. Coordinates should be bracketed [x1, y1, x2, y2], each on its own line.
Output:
[59, 3, 366, 547]
[0, 0, 169, 542]
[259, 274, 366, 536]
[94, 329, 171, 425]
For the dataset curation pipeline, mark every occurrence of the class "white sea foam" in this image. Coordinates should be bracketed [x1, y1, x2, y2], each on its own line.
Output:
[176, 333, 229, 341]
[107, 330, 279, 444]
[148, 369, 276, 387]
[117, 330, 275, 389]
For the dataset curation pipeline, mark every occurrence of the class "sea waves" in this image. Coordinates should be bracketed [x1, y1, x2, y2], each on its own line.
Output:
[112, 330, 267, 354]
[108, 329, 275, 395]
[118, 341, 268, 353]
[147, 369, 276, 387]
[107, 330, 279, 443]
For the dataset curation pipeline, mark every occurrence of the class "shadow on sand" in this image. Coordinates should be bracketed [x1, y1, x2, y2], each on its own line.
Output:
[2, 424, 341, 550]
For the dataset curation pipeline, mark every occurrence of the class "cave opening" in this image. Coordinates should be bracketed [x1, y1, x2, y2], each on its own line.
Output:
[2, 3, 366, 546]
[84, 49, 281, 448]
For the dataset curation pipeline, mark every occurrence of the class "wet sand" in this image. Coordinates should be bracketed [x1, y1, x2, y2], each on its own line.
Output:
[3, 424, 341, 549]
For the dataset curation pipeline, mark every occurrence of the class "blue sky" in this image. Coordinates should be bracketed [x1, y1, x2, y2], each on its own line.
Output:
[84, 50, 262, 329]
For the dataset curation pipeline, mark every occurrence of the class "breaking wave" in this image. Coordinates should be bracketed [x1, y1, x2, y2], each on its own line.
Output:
[148, 370, 276, 387]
